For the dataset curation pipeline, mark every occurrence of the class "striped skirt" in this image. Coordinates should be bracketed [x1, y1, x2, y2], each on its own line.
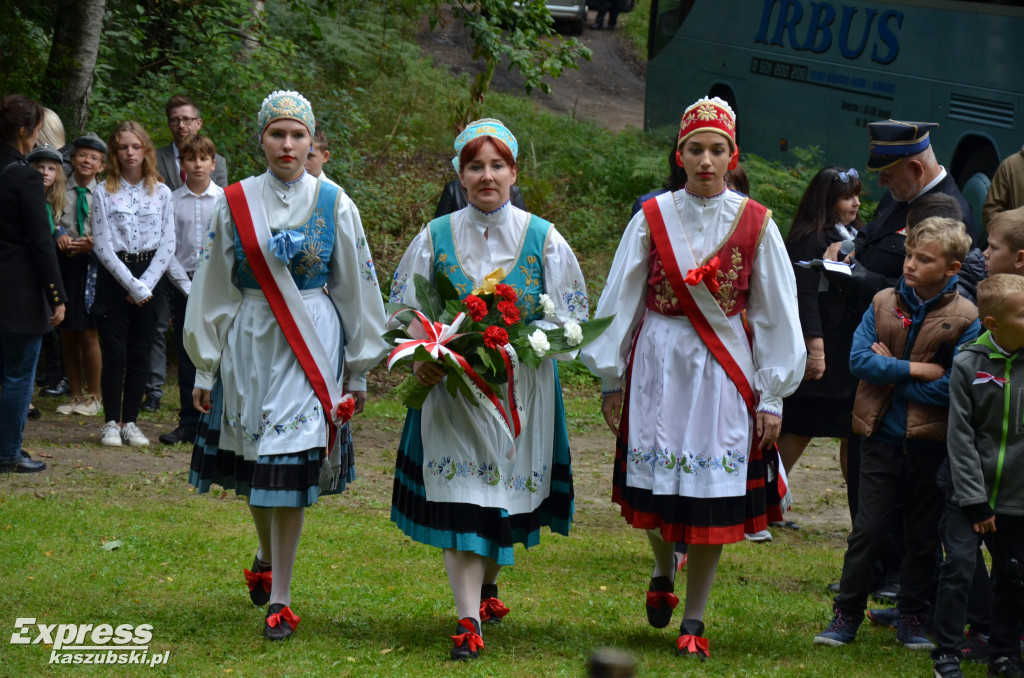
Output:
[390, 368, 574, 566]
[188, 381, 356, 508]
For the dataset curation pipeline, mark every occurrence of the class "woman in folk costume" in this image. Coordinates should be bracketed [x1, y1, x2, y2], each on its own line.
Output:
[580, 97, 804, 659]
[184, 91, 388, 641]
[389, 119, 589, 660]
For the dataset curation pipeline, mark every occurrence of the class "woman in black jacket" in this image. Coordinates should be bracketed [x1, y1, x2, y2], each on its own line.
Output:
[778, 166, 863, 478]
[0, 94, 66, 473]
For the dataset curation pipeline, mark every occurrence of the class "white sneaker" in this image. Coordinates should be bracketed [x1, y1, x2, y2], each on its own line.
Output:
[72, 394, 102, 416]
[101, 421, 122, 447]
[56, 396, 82, 415]
[121, 422, 149, 447]
[744, 529, 773, 543]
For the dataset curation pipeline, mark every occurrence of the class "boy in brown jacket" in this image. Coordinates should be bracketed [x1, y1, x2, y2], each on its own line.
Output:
[815, 217, 980, 649]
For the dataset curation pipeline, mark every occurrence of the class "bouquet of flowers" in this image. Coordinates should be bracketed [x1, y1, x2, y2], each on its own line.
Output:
[384, 269, 611, 425]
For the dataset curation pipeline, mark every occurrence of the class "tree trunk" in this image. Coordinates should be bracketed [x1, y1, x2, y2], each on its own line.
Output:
[43, 0, 106, 132]
[240, 0, 266, 58]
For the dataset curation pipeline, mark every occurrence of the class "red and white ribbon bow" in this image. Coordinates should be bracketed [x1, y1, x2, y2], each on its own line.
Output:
[973, 371, 1008, 387]
[387, 310, 523, 460]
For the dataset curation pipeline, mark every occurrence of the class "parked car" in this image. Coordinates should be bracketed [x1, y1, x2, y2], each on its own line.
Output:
[545, 1, 588, 34]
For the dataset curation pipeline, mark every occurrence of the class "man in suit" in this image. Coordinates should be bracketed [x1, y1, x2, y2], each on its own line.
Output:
[155, 94, 228, 191]
[145, 95, 228, 412]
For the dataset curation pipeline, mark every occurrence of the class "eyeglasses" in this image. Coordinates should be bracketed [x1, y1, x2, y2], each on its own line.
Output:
[835, 168, 859, 183]
[168, 116, 199, 126]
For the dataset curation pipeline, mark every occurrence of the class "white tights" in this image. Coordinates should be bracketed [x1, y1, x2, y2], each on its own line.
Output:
[249, 505, 305, 607]
[443, 549, 502, 623]
[646, 529, 723, 622]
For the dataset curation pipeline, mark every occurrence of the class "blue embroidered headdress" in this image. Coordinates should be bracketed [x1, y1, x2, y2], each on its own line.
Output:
[257, 90, 315, 137]
[452, 118, 518, 172]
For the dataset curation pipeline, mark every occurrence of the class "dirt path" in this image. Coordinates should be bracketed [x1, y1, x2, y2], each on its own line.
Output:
[418, 9, 646, 131]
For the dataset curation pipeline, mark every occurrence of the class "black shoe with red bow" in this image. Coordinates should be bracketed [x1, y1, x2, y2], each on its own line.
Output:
[646, 575, 679, 629]
[676, 618, 709, 660]
[480, 584, 510, 626]
[243, 553, 272, 607]
[450, 617, 483, 660]
[263, 603, 300, 641]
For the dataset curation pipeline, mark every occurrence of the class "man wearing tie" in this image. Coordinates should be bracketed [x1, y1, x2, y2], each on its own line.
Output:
[155, 94, 228, 191]
[146, 95, 228, 412]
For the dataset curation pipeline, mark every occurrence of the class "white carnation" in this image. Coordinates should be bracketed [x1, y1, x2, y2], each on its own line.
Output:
[539, 293, 556, 319]
[563, 321, 583, 346]
[528, 328, 550, 356]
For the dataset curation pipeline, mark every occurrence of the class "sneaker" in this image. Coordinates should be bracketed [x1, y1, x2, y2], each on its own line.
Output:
[72, 394, 101, 416]
[933, 652, 964, 678]
[140, 394, 161, 412]
[959, 629, 991, 664]
[100, 421, 122, 447]
[898, 613, 936, 650]
[814, 608, 862, 646]
[744, 529, 773, 543]
[866, 607, 900, 629]
[56, 396, 83, 415]
[873, 581, 900, 604]
[40, 377, 70, 397]
[121, 422, 149, 447]
[989, 656, 1024, 677]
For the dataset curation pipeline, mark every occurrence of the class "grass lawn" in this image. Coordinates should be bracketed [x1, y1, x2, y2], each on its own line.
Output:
[2, 387, 984, 677]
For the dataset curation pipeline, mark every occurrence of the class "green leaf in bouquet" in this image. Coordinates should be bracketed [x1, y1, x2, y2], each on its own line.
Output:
[393, 374, 434, 409]
[384, 301, 412, 317]
[413, 273, 443, 320]
[445, 299, 469, 324]
[435, 271, 461, 302]
[516, 343, 545, 369]
[576, 315, 615, 345]
[476, 345, 496, 374]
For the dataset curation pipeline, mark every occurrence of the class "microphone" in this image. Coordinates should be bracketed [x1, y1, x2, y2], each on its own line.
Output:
[838, 239, 855, 260]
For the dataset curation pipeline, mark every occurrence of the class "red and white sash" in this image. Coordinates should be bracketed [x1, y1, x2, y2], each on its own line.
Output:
[225, 178, 354, 458]
[642, 192, 758, 414]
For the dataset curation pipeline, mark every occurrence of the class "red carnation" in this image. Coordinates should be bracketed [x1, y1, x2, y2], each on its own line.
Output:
[495, 284, 518, 303]
[497, 300, 520, 326]
[463, 294, 487, 321]
[483, 326, 509, 349]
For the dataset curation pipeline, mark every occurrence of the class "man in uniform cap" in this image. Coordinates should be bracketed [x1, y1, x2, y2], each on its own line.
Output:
[825, 120, 976, 311]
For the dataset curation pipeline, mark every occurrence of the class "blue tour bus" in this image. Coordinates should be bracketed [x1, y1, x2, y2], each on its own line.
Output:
[645, 0, 1024, 222]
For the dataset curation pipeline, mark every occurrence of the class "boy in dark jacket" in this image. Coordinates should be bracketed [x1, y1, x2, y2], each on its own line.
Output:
[941, 274, 1024, 678]
[815, 217, 980, 650]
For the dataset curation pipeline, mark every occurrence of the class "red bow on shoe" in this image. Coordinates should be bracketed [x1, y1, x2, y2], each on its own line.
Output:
[266, 606, 301, 630]
[684, 256, 721, 293]
[243, 568, 272, 594]
[451, 619, 484, 651]
[676, 633, 710, 657]
[645, 590, 680, 610]
[480, 597, 510, 622]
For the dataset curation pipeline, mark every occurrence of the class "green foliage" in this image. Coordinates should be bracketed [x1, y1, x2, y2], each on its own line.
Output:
[428, 0, 592, 127]
[0, 5, 52, 99]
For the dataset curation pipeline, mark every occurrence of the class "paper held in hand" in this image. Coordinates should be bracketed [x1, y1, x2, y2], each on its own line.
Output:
[796, 259, 852, 276]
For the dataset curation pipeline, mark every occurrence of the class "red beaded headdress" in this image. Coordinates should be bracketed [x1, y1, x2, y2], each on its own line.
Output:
[676, 97, 739, 170]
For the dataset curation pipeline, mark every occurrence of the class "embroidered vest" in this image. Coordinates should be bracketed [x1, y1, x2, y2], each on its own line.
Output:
[428, 212, 551, 322]
[645, 197, 769, 317]
[234, 182, 340, 291]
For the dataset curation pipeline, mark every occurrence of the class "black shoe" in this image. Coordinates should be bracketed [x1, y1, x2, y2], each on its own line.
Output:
[989, 656, 1024, 678]
[140, 394, 161, 412]
[480, 584, 509, 625]
[676, 618, 709, 660]
[1, 451, 46, 474]
[646, 574, 678, 629]
[933, 652, 965, 678]
[450, 617, 483, 660]
[873, 582, 899, 604]
[27, 405, 41, 420]
[826, 581, 841, 594]
[159, 425, 197, 446]
[244, 553, 272, 607]
[589, 23, 603, 29]
[40, 378, 69, 397]
[263, 603, 299, 641]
